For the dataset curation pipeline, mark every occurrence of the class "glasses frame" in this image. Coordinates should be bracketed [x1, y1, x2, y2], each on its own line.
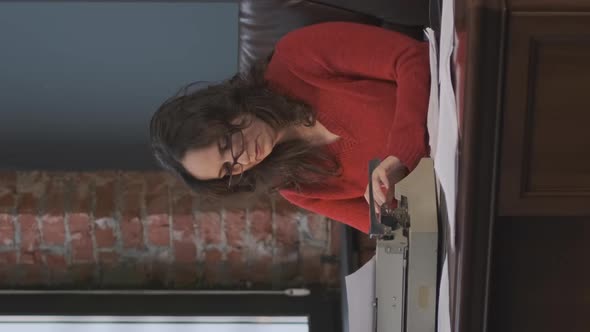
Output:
[223, 129, 245, 189]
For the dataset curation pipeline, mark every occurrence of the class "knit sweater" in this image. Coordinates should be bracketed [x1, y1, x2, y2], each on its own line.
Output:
[264, 22, 430, 233]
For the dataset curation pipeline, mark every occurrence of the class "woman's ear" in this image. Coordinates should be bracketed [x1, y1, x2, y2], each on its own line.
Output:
[230, 113, 254, 128]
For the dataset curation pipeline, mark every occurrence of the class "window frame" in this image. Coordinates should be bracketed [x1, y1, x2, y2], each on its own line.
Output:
[0, 289, 341, 332]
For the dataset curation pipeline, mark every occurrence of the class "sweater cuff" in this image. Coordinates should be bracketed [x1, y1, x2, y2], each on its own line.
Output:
[386, 138, 427, 172]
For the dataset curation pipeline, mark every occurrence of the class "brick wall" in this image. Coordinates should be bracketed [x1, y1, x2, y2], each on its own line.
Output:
[0, 171, 341, 289]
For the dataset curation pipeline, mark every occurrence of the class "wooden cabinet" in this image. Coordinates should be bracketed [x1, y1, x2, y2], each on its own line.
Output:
[499, 12, 590, 216]
[453, 1, 590, 331]
[489, 217, 590, 332]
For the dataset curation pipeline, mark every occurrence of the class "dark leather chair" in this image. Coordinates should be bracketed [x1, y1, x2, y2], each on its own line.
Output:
[237, 0, 433, 72]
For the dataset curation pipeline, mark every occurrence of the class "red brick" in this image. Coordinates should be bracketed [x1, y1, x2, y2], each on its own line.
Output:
[203, 249, 223, 284]
[72, 240, 94, 263]
[172, 194, 193, 215]
[150, 263, 170, 285]
[0, 251, 17, 264]
[253, 195, 272, 209]
[171, 264, 199, 286]
[0, 195, 15, 213]
[69, 264, 95, 283]
[300, 247, 323, 283]
[227, 249, 246, 279]
[20, 251, 43, 265]
[45, 253, 67, 267]
[307, 214, 328, 242]
[173, 215, 197, 263]
[249, 208, 272, 241]
[0, 260, 10, 276]
[225, 209, 246, 248]
[46, 253, 69, 282]
[69, 214, 94, 263]
[44, 176, 65, 216]
[69, 213, 91, 233]
[197, 211, 222, 245]
[41, 215, 66, 246]
[19, 264, 45, 285]
[145, 173, 169, 214]
[121, 193, 142, 219]
[94, 175, 116, 219]
[17, 192, 38, 214]
[174, 242, 197, 263]
[69, 174, 92, 212]
[147, 214, 170, 246]
[136, 263, 153, 284]
[205, 249, 223, 265]
[120, 217, 144, 249]
[0, 172, 16, 213]
[19, 214, 39, 252]
[275, 212, 300, 251]
[247, 254, 273, 283]
[102, 263, 150, 286]
[121, 173, 143, 218]
[0, 171, 17, 184]
[0, 214, 14, 246]
[329, 222, 343, 256]
[275, 248, 299, 267]
[93, 219, 117, 248]
[17, 172, 47, 214]
[98, 251, 119, 265]
[277, 261, 299, 282]
[173, 215, 194, 236]
[0, 269, 11, 285]
[145, 172, 170, 186]
[145, 195, 169, 215]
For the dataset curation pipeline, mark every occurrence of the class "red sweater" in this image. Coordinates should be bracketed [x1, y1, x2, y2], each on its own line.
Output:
[264, 22, 430, 233]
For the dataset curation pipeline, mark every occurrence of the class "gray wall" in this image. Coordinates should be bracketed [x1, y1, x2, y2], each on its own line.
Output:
[0, 1, 238, 170]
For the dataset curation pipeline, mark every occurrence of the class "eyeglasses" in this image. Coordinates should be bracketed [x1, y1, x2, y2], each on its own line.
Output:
[219, 129, 245, 189]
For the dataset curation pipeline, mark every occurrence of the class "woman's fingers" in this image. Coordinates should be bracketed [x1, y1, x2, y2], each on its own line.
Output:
[376, 166, 391, 190]
[364, 186, 382, 214]
[372, 168, 388, 206]
[365, 156, 407, 214]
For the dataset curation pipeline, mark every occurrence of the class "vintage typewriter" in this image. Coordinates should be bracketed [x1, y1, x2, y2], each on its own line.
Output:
[367, 157, 438, 332]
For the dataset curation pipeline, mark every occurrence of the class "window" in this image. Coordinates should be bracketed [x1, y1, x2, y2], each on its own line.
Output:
[0, 316, 309, 332]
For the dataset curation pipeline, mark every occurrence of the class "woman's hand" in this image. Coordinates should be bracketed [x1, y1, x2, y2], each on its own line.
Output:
[363, 156, 408, 213]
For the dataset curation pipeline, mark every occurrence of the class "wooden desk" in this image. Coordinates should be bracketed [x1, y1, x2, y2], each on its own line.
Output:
[452, 0, 590, 331]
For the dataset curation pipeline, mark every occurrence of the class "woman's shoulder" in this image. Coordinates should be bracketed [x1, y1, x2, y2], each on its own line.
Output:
[275, 21, 374, 52]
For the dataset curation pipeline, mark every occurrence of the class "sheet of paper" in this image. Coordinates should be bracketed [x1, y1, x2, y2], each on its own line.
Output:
[433, 1, 457, 332]
[435, 0, 458, 252]
[434, 87, 458, 252]
[345, 256, 376, 332]
[438, 256, 452, 332]
[425, 27, 439, 158]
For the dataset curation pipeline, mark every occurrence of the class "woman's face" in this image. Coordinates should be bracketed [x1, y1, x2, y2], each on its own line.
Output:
[181, 115, 278, 181]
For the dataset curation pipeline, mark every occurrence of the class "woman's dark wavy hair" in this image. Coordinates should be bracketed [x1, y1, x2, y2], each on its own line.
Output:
[150, 56, 340, 207]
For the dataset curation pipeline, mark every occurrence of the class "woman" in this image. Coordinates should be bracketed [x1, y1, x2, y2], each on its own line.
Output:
[150, 22, 430, 233]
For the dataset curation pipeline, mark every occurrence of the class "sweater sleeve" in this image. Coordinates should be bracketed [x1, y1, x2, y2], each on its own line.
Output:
[280, 190, 371, 234]
[275, 22, 430, 171]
